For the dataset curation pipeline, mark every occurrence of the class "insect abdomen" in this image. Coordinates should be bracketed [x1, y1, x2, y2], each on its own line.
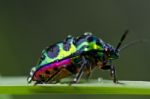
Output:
[32, 58, 72, 81]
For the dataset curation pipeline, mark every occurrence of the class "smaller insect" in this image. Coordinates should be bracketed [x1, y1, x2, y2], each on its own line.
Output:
[27, 30, 128, 84]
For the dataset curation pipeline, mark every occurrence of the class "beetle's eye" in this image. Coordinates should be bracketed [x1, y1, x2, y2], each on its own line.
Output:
[105, 48, 108, 52]
[104, 48, 110, 55]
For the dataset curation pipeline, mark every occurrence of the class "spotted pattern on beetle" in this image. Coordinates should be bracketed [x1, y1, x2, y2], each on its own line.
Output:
[39, 37, 76, 67]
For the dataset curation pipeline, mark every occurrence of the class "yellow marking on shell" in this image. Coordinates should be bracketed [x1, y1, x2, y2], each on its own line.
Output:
[90, 42, 103, 50]
[44, 54, 52, 63]
[77, 41, 103, 51]
[93, 43, 97, 49]
[44, 43, 76, 64]
[58, 43, 76, 59]
[41, 40, 102, 66]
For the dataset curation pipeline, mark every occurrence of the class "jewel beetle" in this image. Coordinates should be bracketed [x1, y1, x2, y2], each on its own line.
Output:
[27, 30, 128, 84]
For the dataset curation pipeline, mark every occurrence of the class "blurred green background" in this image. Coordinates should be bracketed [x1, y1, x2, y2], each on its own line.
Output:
[0, 0, 150, 98]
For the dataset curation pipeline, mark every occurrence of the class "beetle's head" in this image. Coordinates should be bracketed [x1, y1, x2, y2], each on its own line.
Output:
[104, 43, 119, 60]
[104, 30, 129, 60]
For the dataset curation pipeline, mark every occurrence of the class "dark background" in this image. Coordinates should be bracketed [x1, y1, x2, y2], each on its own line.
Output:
[0, 0, 150, 81]
[0, 0, 150, 98]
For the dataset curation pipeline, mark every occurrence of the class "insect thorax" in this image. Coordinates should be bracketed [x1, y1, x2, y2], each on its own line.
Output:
[75, 34, 105, 53]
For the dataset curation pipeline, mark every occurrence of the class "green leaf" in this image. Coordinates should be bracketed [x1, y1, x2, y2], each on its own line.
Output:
[0, 76, 150, 95]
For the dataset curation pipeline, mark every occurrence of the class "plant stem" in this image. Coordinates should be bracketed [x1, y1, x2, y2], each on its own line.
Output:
[0, 76, 150, 94]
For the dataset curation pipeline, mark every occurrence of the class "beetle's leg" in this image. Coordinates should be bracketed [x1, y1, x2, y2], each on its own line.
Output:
[33, 76, 46, 85]
[34, 81, 44, 85]
[107, 60, 117, 83]
[27, 76, 32, 84]
[85, 62, 93, 80]
[101, 65, 111, 70]
[70, 56, 87, 84]
[45, 67, 72, 84]
[110, 64, 118, 83]
[45, 71, 61, 84]
[101, 64, 117, 83]
[85, 71, 91, 80]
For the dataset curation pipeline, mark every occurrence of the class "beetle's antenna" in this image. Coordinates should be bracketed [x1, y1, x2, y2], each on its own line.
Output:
[115, 30, 129, 51]
[119, 39, 149, 51]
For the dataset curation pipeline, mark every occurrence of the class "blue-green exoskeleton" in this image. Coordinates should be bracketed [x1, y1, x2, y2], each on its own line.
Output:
[27, 30, 128, 84]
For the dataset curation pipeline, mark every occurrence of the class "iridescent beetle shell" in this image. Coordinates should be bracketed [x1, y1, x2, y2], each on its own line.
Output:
[27, 32, 121, 84]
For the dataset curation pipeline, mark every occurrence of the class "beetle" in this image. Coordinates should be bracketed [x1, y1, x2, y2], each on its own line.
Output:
[27, 30, 128, 84]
